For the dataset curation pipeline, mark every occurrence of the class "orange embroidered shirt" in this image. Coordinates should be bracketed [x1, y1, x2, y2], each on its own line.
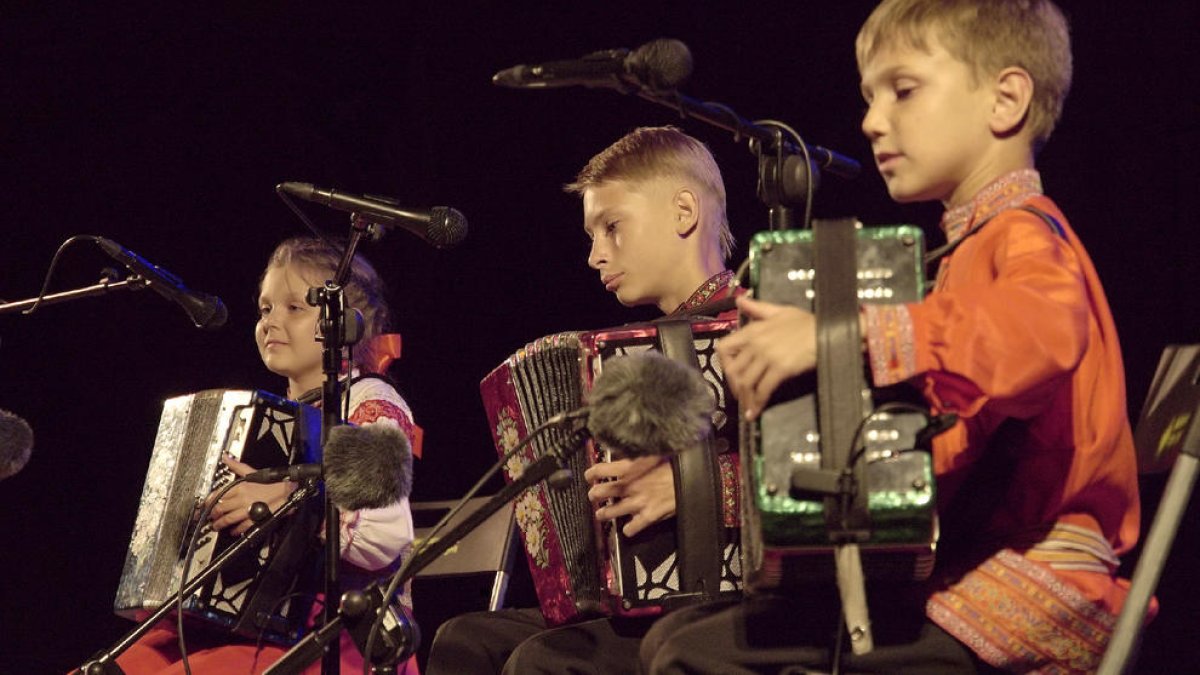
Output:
[863, 170, 1140, 671]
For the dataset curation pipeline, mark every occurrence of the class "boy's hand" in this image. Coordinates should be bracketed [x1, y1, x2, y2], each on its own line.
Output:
[584, 456, 675, 537]
[206, 455, 295, 535]
[718, 295, 817, 420]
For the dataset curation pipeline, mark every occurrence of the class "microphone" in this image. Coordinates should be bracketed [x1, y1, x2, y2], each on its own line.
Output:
[585, 351, 715, 458]
[245, 423, 412, 510]
[95, 238, 228, 330]
[276, 182, 468, 249]
[493, 38, 693, 92]
[0, 409, 33, 480]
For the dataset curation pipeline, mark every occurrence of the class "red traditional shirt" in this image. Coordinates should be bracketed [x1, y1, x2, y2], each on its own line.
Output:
[862, 170, 1141, 672]
[668, 269, 739, 318]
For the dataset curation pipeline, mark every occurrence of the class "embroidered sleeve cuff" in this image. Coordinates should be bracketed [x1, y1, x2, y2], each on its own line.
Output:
[864, 304, 918, 386]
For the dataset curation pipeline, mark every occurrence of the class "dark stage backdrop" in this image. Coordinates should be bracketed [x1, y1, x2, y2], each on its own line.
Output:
[1, 2, 1195, 672]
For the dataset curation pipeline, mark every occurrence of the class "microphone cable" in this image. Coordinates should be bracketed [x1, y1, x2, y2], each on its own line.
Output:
[20, 235, 113, 317]
[175, 476, 246, 675]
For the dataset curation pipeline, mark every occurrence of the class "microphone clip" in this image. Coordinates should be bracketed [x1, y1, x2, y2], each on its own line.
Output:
[306, 283, 364, 347]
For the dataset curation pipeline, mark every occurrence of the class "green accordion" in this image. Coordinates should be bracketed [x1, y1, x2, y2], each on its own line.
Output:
[740, 224, 938, 592]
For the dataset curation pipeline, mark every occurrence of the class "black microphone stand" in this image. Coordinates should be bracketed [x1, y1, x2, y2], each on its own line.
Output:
[266, 416, 587, 675]
[307, 215, 379, 673]
[624, 86, 859, 230]
[0, 268, 149, 316]
[77, 482, 321, 675]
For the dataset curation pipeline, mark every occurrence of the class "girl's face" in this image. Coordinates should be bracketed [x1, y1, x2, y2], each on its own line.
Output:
[256, 263, 324, 396]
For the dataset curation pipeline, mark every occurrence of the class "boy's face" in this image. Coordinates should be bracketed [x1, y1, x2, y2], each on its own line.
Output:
[859, 34, 996, 206]
[583, 178, 685, 311]
[256, 263, 324, 392]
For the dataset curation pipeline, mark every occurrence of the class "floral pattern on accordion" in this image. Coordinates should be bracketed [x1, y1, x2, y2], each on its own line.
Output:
[497, 406, 550, 569]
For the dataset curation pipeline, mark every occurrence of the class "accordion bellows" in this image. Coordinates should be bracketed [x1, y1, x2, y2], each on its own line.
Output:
[480, 321, 742, 626]
[114, 389, 321, 645]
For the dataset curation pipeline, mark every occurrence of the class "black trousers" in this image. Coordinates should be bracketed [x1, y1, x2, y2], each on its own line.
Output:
[640, 593, 1003, 675]
[425, 607, 654, 675]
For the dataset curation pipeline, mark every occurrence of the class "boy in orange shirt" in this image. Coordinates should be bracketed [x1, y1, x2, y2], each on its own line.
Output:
[645, 1, 1141, 672]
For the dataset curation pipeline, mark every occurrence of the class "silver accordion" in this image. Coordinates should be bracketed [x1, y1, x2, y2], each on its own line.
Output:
[113, 389, 322, 644]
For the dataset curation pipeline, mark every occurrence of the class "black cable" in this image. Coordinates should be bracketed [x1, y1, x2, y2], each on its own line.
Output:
[275, 190, 334, 244]
[844, 401, 934, 472]
[176, 477, 246, 675]
[754, 119, 816, 229]
[21, 234, 102, 316]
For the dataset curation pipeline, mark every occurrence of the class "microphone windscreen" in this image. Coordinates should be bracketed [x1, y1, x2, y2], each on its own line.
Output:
[0, 408, 33, 480]
[323, 424, 412, 511]
[586, 351, 714, 457]
[629, 38, 693, 90]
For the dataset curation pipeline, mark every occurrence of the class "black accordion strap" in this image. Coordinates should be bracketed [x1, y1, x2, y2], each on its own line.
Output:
[656, 318, 723, 600]
[813, 218, 870, 534]
[923, 204, 1066, 285]
[814, 217, 876, 653]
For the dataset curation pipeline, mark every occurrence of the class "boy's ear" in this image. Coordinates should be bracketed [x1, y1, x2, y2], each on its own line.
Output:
[673, 188, 699, 236]
[989, 66, 1034, 138]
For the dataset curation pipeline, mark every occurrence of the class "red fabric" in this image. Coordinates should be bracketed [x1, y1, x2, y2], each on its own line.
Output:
[113, 619, 419, 674]
[349, 397, 423, 459]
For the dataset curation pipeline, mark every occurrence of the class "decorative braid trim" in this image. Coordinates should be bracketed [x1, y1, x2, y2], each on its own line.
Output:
[927, 549, 1116, 673]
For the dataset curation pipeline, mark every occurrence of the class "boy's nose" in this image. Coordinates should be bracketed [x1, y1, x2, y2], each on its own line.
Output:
[861, 103, 887, 140]
[587, 239, 607, 269]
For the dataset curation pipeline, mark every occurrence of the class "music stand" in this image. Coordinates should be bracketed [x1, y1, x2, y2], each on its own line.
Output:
[1098, 344, 1200, 674]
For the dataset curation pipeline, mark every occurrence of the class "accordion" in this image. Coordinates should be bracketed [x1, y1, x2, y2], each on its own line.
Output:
[741, 224, 938, 591]
[480, 319, 741, 626]
[113, 389, 322, 644]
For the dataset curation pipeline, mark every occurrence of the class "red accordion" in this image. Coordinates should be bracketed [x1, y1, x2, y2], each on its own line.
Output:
[480, 319, 742, 626]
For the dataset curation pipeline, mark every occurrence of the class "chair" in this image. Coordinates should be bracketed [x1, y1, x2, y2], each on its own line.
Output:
[407, 496, 520, 671]
[1098, 344, 1200, 675]
[410, 496, 519, 612]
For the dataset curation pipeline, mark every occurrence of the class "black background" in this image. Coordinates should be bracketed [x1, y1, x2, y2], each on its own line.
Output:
[1, 2, 1196, 672]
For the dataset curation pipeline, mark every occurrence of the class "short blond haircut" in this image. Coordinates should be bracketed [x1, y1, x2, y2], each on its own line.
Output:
[856, 0, 1072, 149]
[565, 126, 734, 260]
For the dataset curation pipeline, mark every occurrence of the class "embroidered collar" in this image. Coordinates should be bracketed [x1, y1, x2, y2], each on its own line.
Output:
[670, 270, 735, 316]
[941, 169, 1043, 244]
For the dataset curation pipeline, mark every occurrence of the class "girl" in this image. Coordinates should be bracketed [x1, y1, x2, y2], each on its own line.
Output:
[118, 237, 419, 674]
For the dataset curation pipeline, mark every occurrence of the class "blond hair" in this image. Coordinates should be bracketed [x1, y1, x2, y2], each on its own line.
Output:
[856, 0, 1072, 149]
[565, 126, 734, 260]
[262, 237, 392, 375]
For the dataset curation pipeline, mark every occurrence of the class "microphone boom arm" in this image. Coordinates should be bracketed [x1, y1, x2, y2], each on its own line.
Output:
[629, 87, 860, 181]
[0, 273, 149, 316]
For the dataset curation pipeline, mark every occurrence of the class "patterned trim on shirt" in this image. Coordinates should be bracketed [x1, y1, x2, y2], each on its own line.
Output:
[942, 169, 1043, 244]
[863, 304, 917, 385]
[1026, 522, 1121, 574]
[927, 549, 1116, 673]
[671, 270, 736, 316]
[349, 398, 416, 444]
[717, 453, 740, 528]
